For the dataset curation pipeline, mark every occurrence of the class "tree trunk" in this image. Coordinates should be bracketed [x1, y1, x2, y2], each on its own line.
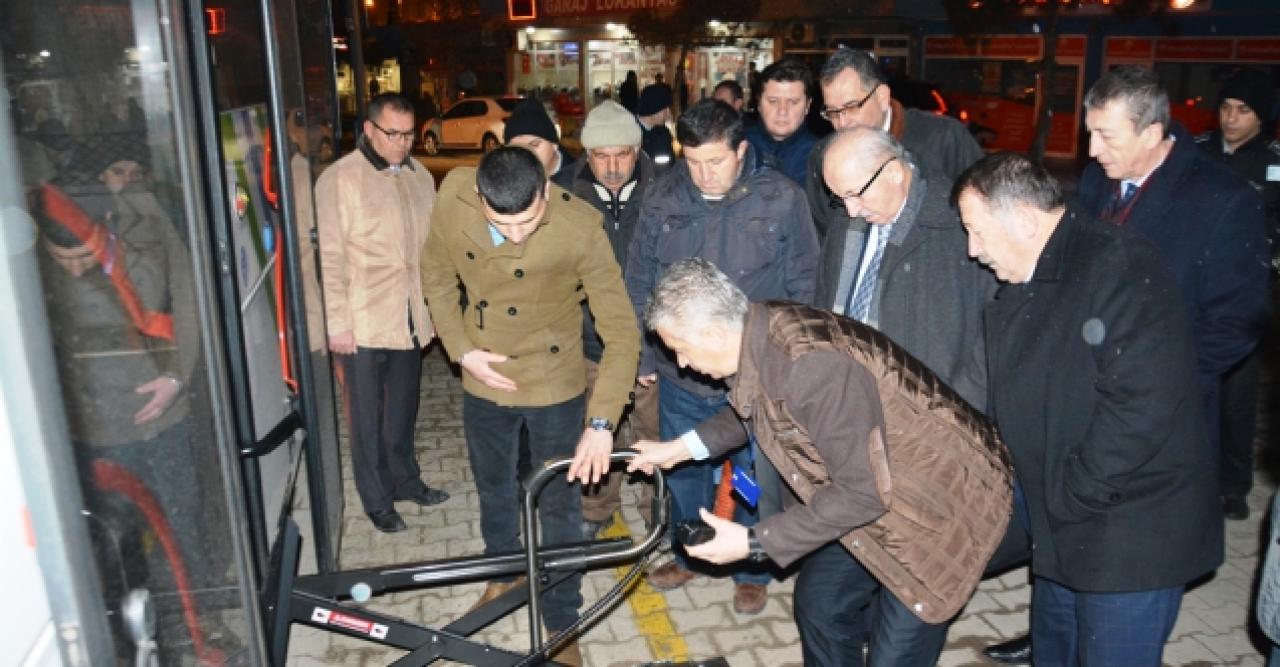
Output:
[1029, 3, 1060, 163]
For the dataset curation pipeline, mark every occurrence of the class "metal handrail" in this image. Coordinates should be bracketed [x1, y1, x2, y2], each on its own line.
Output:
[520, 450, 668, 654]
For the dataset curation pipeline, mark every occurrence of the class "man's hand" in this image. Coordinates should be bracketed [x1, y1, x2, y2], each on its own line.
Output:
[626, 439, 692, 475]
[459, 350, 518, 392]
[636, 373, 658, 388]
[134, 376, 181, 425]
[329, 331, 357, 355]
[685, 507, 750, 565]
[567, 428, 614, 484]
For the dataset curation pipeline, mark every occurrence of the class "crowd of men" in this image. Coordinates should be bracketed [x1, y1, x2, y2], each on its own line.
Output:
[313, 50, 1277, 666]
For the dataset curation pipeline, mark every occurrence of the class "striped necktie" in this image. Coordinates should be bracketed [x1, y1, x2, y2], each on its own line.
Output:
[849, 228, 889, 323]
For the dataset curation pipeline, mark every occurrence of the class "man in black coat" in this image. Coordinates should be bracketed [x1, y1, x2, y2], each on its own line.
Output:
[566, 99, 662, 535]
[1079, 66, 1271, 519]
[1194, 66, 1279, 520]
[958, 153, 1222, 666]
[804, 48, 983, 241]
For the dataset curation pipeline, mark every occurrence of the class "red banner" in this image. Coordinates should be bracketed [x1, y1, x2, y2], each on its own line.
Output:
[1154, 38, 1233, 61]
[1105, 37, 1154, 60]
[541, 0, 678, 18]
[1235, 38, 1280, 62]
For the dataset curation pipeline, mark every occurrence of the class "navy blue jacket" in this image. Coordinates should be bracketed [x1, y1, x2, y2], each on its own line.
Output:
[1078, 123, 1270, 433]
[745, 122, 818, 186]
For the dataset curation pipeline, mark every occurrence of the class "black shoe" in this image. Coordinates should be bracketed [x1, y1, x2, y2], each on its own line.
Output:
[368, 510, 407, 533]
[1223, 495, 1250, 520]
[396, 487, 450, 507]
[983, 634, 1032, 665]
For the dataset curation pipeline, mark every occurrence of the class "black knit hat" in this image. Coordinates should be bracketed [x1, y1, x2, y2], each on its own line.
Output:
[1218, 68, 1274, 122]
[637, 84, 672, 116]
[503, 98, 559, 144]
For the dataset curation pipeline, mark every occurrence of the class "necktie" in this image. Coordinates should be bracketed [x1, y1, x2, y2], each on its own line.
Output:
[849, 227, 889, 323]
[1118, 181, 1137, 205]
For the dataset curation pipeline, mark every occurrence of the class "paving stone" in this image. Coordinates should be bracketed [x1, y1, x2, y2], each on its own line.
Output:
[287, 346, 1274, 666]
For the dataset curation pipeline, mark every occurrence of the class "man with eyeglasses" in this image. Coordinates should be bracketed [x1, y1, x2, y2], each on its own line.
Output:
[316, 92, 449, 534]
[420, 147, 639, 666]
[804, 48, 983, 240]
[809, 126, 996, 665]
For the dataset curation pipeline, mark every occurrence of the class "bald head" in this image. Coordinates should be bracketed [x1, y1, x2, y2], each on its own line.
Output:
[822, 127, 911, 225]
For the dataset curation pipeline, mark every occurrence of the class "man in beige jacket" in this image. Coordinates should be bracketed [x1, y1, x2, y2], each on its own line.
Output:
[316, 93, 447, 533]
[421, 146, 640, 664]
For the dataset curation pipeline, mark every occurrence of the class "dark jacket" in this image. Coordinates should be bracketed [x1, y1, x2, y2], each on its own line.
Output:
[805, 99, 984, 240]
[1196, 128, 1280, 267]
[568, 151, 658, 363]
[640, 123, 675, 169]
[985, 204, 1221, 591]
[1079, 123, 1271, 414]
[745, 122, 819, 186]
[624, 144, 821, 396]
[812, 169, 996, 411]
[695, 302, 1012, 623]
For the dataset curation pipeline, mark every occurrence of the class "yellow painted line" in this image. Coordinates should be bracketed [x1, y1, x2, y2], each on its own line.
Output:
[600, 511, 689, 662]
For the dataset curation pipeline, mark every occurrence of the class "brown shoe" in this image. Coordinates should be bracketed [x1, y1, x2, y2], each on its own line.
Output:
[467, 576, 526, 614]
[733, 582, 768, 615]
[548, 639, 582, 666]
[647, 561, 697, 590]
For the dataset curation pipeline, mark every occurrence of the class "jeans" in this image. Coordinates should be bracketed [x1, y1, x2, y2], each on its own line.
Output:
[658, 377, 770, 585]
[340, 347, 426, 515]
[793, 541, 948, 667]
[1031, 577, 1182, 667]
[462, 392, 585, 631]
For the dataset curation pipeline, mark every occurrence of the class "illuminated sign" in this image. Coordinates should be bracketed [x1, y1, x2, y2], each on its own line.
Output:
[206, 7, 226, 35]
[541, 0, 679, 19]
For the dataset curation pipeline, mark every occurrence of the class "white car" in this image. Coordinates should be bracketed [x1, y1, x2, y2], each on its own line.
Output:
[419, 96, 523, 155]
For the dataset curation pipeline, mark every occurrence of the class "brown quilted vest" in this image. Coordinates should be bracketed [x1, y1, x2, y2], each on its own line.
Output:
[736, 302, 1013, 623]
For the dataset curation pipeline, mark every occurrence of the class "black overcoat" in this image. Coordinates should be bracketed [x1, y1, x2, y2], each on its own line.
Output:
[985, 204, 1223, 591]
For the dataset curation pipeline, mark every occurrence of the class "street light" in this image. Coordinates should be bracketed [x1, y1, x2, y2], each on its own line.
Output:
[1169, 0, 1195, 8]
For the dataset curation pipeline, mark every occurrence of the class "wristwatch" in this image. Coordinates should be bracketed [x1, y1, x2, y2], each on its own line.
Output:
[588, 416, 615, 432]
[746, 528, 770, 563]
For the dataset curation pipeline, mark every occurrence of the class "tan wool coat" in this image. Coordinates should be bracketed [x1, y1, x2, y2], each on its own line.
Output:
[315, 148, 435, 349]
[421, 167, 640, 427]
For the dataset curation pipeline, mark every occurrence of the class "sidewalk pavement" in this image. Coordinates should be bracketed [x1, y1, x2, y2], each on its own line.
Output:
[287, 345, 1274, 666]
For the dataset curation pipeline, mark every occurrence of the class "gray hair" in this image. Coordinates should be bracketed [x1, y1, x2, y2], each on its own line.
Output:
[819, 47, 883, 90]
[828, 126, 909, 171]
[644, 258, 748, 334]
[1083, 65, 1171, 137]
[951, 152, 1064, 215]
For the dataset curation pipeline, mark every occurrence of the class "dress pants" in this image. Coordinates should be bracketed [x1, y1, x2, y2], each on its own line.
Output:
[341, 347, 427, 515]
[658, 376, 770, 585]
[463, 392, 585, 631]
[1031, 577, 1182, 667]
[1220, 351, 1260, 498]
[793, 541, 948, 667]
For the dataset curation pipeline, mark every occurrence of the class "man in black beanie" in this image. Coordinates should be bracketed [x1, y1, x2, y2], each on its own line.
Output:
[1195, 66, 1279, 521]
[636, 83, 675, 166]
[503, 98, 573, 187]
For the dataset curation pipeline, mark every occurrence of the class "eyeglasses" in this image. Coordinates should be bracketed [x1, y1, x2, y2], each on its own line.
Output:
[369, 119, 415, 142]
[828, 156, 897, 210]
[818, 84, 881, 122]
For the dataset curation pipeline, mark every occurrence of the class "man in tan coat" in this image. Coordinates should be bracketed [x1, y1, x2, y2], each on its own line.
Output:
[421, 147, 639, 664]
[316, 93, 447, 534]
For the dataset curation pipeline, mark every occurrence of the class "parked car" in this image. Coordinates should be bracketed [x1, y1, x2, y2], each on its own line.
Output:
[419, 95, 523, 155]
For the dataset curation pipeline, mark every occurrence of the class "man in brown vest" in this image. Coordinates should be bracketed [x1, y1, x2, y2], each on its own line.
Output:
[627, 258, 1012, 666]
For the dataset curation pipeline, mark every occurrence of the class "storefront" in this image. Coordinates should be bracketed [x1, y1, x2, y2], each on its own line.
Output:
[511, 25, 775, 112]
[1102, 36, 1280, 136]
